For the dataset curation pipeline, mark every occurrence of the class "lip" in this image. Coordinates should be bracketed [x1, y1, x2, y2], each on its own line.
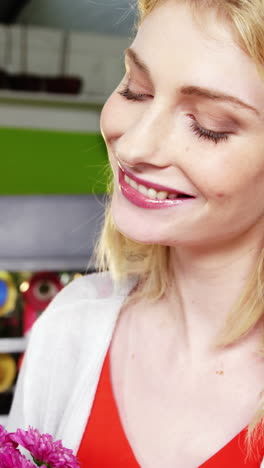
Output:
[118, 162, 195, 197]
[118, 168, 195, 210]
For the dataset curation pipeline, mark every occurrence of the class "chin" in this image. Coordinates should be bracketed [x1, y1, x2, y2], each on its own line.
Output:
[111, 211, 159, 245]
[110, 189, 202, 247]
[111, 208, 201, 247]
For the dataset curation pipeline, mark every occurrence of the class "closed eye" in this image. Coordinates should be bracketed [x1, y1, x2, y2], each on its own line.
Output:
[188, 116, 230, 144]
[118, 85, 231, 144]
[118, 85, 150, 101]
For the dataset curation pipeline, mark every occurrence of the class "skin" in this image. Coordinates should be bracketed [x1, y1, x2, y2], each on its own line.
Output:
[100, 2, 264, 466]
[101, 1, 264, 251]
[100, 0, 264, 347]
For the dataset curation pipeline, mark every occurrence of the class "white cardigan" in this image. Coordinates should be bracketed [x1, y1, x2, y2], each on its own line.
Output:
[7, 271, 136, 453]
[6, 271, 264, 467]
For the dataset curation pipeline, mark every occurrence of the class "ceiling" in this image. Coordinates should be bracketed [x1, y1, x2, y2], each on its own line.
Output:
[0, 0, 138, 37]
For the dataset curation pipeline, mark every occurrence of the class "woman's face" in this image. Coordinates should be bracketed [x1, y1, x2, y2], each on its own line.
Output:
[100, 0, 264, 250]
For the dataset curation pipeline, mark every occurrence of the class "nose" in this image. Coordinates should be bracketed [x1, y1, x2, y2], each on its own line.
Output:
[115, 104, 174, 169]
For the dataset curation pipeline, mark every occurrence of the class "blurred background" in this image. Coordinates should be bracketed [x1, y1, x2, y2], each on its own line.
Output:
[0, 0, 137, 424]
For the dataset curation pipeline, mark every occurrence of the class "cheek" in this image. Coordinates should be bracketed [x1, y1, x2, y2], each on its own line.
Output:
[204, 174, 249, 203]
[215, 191, 226, 199]
[200, 156, 264, 205]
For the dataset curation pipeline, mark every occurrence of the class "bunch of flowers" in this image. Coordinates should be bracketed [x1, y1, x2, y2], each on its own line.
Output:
[0, 425, 80, 467]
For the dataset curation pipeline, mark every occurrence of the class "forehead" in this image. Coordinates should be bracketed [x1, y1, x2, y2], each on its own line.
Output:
[130, 1, 264, 113]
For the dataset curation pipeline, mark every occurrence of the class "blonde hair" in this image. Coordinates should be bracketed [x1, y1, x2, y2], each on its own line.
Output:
[95, 0, 264, 449]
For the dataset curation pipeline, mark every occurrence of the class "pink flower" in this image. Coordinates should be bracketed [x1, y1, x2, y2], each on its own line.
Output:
[0, 424, 18, 450]
[0, 425, 38, 467]
[0, 444, 36, 468]
[10, 426, 80, 468]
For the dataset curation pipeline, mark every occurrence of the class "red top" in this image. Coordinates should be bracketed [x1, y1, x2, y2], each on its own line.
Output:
[77, 348, 263, 467]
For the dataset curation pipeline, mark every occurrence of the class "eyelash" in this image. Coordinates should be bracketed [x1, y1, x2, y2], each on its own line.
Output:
[118, 86, 229, 145]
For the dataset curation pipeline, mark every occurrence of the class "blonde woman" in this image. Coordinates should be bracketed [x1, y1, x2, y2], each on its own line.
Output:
[7, 0, 264, 466]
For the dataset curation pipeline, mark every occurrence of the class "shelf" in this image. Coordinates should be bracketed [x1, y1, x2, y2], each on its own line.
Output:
[0, 257, 91, 272]
[0, 90, 106, 110]
[0, 338, 28, 353]
[0, 195, 105, 270]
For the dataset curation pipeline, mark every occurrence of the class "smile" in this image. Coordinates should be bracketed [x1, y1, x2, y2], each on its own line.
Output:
[118, 168, 196, 210]
[124, 174, 190, 200]
[117, 160, 195, 198]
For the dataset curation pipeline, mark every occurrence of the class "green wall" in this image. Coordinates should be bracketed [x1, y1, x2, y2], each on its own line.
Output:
[0, 128, 109, 194]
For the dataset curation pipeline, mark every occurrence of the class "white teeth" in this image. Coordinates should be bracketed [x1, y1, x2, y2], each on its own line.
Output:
[130, 179, 138, 190]
[138, 184, 148, 196]
[156, 191, 168, 200]
[124, 174, 176, 200]
[147, 188, 157, 199]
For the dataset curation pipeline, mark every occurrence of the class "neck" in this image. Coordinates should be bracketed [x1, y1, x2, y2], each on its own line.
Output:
[166, 236, 263, 358]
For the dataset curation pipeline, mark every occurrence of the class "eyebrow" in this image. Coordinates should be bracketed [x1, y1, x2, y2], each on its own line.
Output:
[124, 47, 261, 118]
